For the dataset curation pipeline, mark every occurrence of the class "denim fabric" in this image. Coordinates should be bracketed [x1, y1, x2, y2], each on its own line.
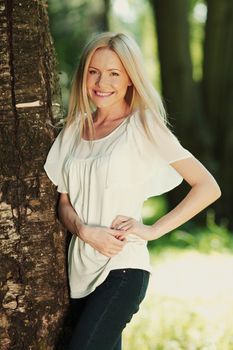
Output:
[68, 268, 150, 350]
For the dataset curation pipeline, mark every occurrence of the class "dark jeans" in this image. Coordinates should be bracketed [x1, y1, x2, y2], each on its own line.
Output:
[68, 268, 150, 350]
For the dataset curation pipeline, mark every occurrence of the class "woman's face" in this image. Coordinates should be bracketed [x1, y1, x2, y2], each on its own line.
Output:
[86, 48, 131, 110]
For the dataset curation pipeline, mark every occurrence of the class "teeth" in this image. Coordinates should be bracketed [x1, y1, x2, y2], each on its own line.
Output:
[95, 91, 113, 97]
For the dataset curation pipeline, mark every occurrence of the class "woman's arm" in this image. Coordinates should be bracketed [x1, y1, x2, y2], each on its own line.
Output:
[111, 156, 221, 241]
[58, 193, 84, 236]
[58, 193, 126, 256]
[149, 156, 221, 239]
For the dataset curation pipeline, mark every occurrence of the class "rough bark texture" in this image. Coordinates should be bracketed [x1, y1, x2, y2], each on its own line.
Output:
[0, 1, 70, 349]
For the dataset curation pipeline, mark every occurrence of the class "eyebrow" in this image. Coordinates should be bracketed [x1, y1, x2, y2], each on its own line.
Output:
[89, 66, 121, 72]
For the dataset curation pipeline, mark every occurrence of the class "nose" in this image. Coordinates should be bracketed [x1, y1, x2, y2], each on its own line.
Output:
[95, 73, 109, 87]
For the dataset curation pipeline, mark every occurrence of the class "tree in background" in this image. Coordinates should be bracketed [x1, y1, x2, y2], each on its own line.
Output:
[0, 1, 70, 348]
[150, 0, 233, 227]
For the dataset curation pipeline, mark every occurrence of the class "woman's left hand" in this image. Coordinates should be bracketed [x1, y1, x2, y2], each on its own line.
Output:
[111, 215, 155, 241]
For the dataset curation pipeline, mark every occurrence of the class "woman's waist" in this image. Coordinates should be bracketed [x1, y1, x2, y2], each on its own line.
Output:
[124, 233, 146, 243]
[108, 243, 151, 272]
[70, 235, 148, 262]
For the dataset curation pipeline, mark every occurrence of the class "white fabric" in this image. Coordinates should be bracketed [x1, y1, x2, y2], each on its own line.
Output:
[44, 109, 193, 298]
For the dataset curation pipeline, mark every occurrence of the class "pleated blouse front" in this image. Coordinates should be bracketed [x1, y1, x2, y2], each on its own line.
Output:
[44, 109, 193, 298]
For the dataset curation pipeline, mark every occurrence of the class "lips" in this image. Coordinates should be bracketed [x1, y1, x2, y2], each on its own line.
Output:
[94, 90, 114, 97]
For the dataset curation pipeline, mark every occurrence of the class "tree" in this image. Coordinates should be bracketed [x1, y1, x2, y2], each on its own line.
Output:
[203, 0, 233, 225]
[0, 1, 70, 348]
[150, 0, 233, 226]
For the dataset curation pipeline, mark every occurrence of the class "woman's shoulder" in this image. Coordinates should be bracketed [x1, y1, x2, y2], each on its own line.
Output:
[57, 118, 80, 142]
[128, 108, 170, 145]
[130, 108, 167, 130]
[127, 108, 193, 163]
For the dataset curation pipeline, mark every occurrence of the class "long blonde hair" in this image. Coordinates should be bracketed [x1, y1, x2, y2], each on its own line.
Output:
[65, 32, 169, 139]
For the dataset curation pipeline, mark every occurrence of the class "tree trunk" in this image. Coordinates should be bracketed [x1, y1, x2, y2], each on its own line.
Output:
[150, 0, 206, 155]
[203, 0, 233, 225]
[0, 1, 70, 349]
[150, 0, 232, 225]
[150, 0, 208, 218]
[103, 0, 111, 31]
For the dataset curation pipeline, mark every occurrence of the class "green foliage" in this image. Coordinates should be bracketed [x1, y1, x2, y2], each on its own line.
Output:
[170, 210, 233, 254]
[143, 196, 168, 225]
[148, 210, 233, 254]
[142, 196, 233, 254]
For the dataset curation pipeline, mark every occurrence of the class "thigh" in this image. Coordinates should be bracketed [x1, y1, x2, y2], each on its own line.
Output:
[112, 335, 122, 350]
[68, 268, 150, 350]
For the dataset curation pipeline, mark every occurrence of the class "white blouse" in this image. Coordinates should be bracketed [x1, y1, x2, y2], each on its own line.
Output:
[44, 109, 193, 298]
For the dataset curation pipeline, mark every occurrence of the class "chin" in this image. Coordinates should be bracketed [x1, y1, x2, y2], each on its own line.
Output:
[92, 99, 115, 109]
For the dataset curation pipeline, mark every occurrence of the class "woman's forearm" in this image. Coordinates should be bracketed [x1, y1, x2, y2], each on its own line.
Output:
[58, 197, 126, 257]
[58, 202, 83, 237]
[150, 181, 221, 240]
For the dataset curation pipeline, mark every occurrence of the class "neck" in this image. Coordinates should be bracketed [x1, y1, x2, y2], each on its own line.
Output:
[94, 102, 131, 123]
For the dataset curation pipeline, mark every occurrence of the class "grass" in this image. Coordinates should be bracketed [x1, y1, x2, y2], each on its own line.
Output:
[123, 249, 233, 350]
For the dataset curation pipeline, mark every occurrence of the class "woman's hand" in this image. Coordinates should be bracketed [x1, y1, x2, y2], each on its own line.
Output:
[111, 215, 155, 241]
[58, 194, 126, 258]
[79, 223, 127, 258]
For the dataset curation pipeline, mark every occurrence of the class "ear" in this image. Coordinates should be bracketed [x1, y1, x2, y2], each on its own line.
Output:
[128, 80, 133, 87]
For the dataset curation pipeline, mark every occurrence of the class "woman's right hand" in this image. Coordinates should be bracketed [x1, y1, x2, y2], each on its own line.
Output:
[78, 223, 127, 258]
[58, 194, 126, 258]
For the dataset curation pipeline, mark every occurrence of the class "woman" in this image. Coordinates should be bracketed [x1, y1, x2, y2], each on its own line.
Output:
[44, 32, 221, 350]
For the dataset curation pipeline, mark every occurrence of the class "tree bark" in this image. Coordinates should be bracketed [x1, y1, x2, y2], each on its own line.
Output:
[0, 1, 70, 349]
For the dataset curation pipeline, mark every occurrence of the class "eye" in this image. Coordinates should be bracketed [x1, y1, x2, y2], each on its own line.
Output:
[88, 69, 97, 75]
[111, 71, 120, 77]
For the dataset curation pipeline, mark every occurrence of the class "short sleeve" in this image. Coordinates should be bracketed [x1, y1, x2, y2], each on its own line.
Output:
[43, 121, 79, 193]
[145, 110, 193, 163]
[105, 109, 194, 199]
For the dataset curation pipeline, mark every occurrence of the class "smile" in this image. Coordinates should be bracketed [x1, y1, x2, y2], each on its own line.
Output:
[94, 90, 114, 97]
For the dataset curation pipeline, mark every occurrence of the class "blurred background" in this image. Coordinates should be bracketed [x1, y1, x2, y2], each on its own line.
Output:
[47, 1, 233, 349]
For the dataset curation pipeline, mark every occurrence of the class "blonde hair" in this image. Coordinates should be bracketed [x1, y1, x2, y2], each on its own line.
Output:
[65, 32, 169, 140]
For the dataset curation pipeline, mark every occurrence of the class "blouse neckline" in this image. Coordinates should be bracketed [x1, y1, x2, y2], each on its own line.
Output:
[81, 110, 136, 143]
